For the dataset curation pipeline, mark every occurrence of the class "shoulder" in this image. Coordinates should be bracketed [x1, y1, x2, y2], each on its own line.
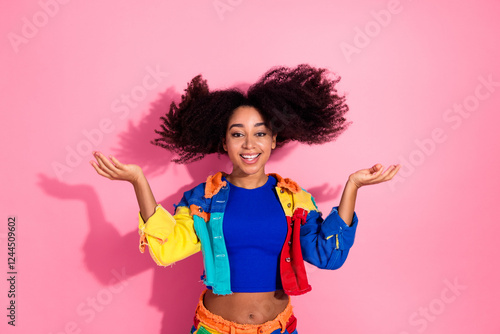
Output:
[268, 173, 319, 213]
[268, 172, 300, 193]
[293, 187, 319, 213]
[177, 171, 228, 205]
[204, 172, 228, 198]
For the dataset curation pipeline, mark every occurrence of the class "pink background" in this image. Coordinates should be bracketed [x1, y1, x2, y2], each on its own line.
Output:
[1, 0, 499, 333]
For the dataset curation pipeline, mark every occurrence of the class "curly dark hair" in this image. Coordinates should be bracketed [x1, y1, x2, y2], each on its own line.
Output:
[151, 64, 351, 163]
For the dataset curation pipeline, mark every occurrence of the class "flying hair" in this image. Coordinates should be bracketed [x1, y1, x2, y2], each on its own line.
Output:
[151, 64, 351, 163]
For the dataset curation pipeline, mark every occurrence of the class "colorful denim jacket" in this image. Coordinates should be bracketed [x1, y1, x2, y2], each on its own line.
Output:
[138, 172, 359, 296]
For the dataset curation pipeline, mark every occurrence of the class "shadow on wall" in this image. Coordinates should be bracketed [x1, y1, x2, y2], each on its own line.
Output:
[37, 83, 341, 333]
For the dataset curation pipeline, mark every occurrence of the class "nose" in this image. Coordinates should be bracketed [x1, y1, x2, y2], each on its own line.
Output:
[243, 135, 255, 149]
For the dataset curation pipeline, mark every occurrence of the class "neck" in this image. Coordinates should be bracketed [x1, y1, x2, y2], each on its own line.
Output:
[226, 170, 268, 189]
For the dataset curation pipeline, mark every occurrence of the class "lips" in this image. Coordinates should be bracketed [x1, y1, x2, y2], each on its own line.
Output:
[240, 153, 261, 163]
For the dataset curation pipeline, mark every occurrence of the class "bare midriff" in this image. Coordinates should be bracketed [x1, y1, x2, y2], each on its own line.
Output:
[203, 289, 290, 325]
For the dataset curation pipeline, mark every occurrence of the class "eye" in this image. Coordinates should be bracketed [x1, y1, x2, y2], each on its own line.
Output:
[256, 132, 267, 137]
[231, 132, 243, 138]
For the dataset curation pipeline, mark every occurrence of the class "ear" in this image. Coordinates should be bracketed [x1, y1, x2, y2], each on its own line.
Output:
[271, 134, 277, 149]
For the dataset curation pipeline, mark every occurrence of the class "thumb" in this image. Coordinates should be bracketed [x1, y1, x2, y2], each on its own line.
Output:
[369, 163, 382, 174]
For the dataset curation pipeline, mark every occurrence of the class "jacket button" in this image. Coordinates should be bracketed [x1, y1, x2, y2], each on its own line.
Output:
[280, 189, 284, 193]
[285, 257, 291, 262]
[287, 203, 291, 208]
[288, 241, 292, 245]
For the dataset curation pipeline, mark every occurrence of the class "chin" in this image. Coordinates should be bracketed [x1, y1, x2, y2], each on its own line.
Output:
[235, 165, 264, 176]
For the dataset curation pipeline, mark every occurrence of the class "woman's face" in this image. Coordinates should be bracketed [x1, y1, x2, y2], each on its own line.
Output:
[223, 106, 277, 179]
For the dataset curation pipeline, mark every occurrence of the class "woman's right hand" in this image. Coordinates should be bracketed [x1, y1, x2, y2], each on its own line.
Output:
[90, 151, 143, 184]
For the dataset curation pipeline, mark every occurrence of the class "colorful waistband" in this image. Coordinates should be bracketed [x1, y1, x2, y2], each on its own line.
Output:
[192, 289, 297, 334]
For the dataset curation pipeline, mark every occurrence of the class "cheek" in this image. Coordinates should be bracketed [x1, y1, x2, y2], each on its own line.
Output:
[225, 140, 238, 156]
[258, 138, 274, 151]
[223, 135, 234, 152]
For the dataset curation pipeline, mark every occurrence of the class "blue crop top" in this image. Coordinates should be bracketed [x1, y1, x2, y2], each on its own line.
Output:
[215, 175, 288, 292]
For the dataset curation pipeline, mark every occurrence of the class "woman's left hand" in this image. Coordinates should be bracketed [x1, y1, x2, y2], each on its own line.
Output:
[348, 163, 401, 189]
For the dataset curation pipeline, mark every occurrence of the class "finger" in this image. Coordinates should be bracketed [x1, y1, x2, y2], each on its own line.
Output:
[372, 164, 385, 177]
[109, 155, 124, 169]
[96, 152, 115, 169]
[369, 163, 382, 174]
[95, 152, 115, 170]
[369, 165, 395, 183]
[386, 164, 401, 180]
[378, 165, 400, 182]
[93, 152, 117, 174]
[89, 160, 113, 179]
[92, 152, 111, 172]
[383, 164, 396, 175]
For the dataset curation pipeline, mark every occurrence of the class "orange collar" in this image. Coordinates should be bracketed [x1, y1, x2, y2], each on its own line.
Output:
[204, 172, 301, 198]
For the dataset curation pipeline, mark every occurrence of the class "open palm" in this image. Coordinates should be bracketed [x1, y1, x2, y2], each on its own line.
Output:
[349, 163, 401, 188]
[90, 151, 142, 184]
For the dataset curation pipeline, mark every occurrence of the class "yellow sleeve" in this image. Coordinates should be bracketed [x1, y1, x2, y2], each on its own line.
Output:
[138, 204, 201, 266]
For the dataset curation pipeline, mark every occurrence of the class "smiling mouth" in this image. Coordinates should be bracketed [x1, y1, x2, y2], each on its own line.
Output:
[240, 153, 261, 162]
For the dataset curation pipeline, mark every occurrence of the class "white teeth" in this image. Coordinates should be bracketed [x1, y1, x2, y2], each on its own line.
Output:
[241, 154, 259, 159]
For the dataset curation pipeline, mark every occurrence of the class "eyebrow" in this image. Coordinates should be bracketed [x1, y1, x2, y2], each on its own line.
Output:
[228, 122, 266, 130]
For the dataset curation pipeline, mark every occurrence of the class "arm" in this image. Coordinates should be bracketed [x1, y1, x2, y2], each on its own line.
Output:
[337, 179, 358, 227]
[300, 163, 401, 269]
[133, 172, 158, 222]
[90, 152, 201, 265]
[90, 151, 157, 221]
[300, 202, 358, 270]
[138, 203, 201, 266]
[338, 163, 401, 226]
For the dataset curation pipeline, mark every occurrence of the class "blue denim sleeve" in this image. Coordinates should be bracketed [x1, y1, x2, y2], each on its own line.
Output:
[300, 206, 359, 270]
[173, 182, 209, 211]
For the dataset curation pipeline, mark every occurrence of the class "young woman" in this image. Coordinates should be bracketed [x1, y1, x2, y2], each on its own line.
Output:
[90, 64, 400, 334]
